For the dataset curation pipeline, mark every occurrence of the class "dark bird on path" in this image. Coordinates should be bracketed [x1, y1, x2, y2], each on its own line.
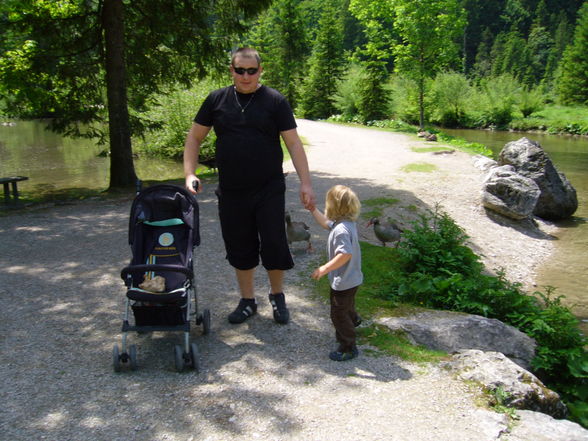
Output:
[367, 217, 402, 247]
[285, 211, 312, 252]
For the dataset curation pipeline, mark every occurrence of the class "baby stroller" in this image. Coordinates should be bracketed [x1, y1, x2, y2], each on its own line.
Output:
[113, 183, 210, 372]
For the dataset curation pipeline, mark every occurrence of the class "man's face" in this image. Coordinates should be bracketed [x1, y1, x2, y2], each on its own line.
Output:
[230, 55, 262, 94]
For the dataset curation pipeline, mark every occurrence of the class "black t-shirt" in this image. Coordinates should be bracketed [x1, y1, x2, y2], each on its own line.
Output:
[194, 85, 297, 190]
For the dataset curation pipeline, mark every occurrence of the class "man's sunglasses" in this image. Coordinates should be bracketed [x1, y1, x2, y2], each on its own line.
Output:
[233, 66, 259, 75]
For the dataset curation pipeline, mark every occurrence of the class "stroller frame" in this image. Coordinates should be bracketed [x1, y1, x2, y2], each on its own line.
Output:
[113, 183, 210, 372]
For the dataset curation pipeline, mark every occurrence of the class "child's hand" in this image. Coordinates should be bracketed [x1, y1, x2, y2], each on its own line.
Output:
[311, 267, 326, 280]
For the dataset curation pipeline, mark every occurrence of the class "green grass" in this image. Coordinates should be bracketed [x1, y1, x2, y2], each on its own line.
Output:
[510, 105, 588, 135]
[411, 146, 455, 153]
[401, 162, 438, 173]
[358, 325, 447, 362]
[361, 196, 401, 219]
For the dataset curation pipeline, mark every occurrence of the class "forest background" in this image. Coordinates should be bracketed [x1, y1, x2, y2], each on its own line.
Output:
[1, 0, 588, 189]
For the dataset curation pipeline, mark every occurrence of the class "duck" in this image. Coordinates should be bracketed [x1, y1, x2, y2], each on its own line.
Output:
[367, 217, 402, 247]
[285, 211, 312, 252]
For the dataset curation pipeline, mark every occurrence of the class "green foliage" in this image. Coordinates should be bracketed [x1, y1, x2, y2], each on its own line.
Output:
[246, 0, 307, 109]
[509, 104, 588, 135]
[471, 74, 521, 128]
[388, 75, 421, 125]
[429, 72, 472, 127]
[298, 0, 345, 119]
[373, 208, 587, 424]
[556, 2, 588, 105]
[516, 85, 546, 118]
[132, 82, 216, 165]
[356, 63, 391, 123]
[0, 0, 272, 134]
[332, 63, 364, 120]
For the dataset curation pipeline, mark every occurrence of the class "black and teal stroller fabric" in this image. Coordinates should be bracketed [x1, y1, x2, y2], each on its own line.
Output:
[113, 184, 210, 372]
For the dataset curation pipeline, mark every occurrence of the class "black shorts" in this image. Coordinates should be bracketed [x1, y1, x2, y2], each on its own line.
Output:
[216, 178, 294, 271]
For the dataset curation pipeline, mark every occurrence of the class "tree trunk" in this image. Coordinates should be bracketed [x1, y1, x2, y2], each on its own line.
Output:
[102, 0, 137, 189]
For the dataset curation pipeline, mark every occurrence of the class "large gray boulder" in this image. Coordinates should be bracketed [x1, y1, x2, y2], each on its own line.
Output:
[505, 410, 588, 441]
[444, 350, 568, 419]
[498, 137, 578, 220]
[376, 309, 536, 369]
[482, 165, 541, 220]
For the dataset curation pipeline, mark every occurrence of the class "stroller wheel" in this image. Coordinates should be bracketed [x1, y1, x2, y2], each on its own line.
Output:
[202, 309, 211, 335]
[174, 345, 185, 372]
[190, 342, 201, 372]
[112, 345, 121, 372]
[129, 345, 138, 371]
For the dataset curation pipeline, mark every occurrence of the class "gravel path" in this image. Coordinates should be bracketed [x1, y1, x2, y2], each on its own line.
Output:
[0, 120, 557, 441]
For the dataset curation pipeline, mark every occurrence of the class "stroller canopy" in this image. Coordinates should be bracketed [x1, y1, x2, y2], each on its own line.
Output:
[128, 184, 200, 247]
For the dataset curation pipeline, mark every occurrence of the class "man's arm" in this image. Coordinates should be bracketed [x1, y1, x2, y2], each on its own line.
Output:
[281, 128, 316, 210]
[183, 122, 211, 193]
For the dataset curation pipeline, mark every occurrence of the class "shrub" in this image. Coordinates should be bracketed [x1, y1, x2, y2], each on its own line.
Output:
[385, 208, 587, 423]
[132, 82, 216, 164]
[471, 74, 520, 128]
[429, 71, 472, 127]
[516, 86, 546, 118]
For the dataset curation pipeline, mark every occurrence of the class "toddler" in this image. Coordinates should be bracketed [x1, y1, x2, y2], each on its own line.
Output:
[310, 185, 363, 361]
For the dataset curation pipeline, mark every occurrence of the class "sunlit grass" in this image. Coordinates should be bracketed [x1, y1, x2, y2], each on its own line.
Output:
[401, 162, 437, 173]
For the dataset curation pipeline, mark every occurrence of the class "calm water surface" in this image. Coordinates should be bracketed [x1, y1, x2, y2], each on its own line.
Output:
[0, 120, 181, 193]
[444, 128, 588, 319]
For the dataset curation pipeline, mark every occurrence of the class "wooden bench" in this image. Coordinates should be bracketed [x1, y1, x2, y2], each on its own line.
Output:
[1, 176, 28, 205]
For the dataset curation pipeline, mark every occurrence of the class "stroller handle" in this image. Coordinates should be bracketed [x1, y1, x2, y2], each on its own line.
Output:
[121, 264, 193, 281]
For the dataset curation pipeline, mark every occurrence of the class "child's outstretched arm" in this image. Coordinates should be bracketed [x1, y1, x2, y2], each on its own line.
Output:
[310, 207, 330, 230]
[311, 252, 352, 280]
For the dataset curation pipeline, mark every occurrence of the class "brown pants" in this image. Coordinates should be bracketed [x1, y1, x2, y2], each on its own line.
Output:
[330, 286, 360, 352]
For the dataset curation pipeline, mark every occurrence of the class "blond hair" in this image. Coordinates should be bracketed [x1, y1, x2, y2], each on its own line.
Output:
[325, 185, 361, 222]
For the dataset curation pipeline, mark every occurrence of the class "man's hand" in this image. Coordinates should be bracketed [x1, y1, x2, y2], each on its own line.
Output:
[300, 183, 316, 211]
[185, 175, 201, 194]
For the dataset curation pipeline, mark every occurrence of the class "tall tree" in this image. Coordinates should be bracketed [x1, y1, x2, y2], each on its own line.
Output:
[348, 0, 395, 122]
[392, 0, 466, 129]
[0, 0, 271, 189]
[556, 1, 588, 104]
[298, 0, 344, 119]
[246, 0, 307, 108]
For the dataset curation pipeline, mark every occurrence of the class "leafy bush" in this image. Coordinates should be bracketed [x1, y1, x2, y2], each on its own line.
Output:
[429, 71, 472, 127]
[383, 208, 587, 423]
[471, 74, 520, 128]
[332, 64, 363, 121]
[388, 75, 421, 125]
[132, 82, 216, 164]
[516, 86, 545, 118]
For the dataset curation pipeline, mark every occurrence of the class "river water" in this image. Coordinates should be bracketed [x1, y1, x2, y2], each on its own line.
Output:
[443, 128, 588, 321]
[0, 120, 181, 194]
[2, 121, 587, 319]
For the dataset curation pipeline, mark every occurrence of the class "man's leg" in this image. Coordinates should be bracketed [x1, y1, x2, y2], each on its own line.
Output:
[267, 269, 284, 294]
[267, 269, 289, 324]
[228, 268, 258, 324]
[236, 268, 256, 299]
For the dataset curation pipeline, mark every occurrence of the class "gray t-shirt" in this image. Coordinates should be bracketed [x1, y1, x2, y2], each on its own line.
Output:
[327, 220, 363, 291]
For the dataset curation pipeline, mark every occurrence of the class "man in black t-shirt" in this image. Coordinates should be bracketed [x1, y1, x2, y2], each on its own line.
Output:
[184, 47, 315, 325]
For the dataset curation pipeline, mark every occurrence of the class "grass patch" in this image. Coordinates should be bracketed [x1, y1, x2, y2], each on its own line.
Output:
[361, 196, 401, 219]
[401, 162, 437, 173]
[411, 146, 454, 154]
[358, 325, 447, 363]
